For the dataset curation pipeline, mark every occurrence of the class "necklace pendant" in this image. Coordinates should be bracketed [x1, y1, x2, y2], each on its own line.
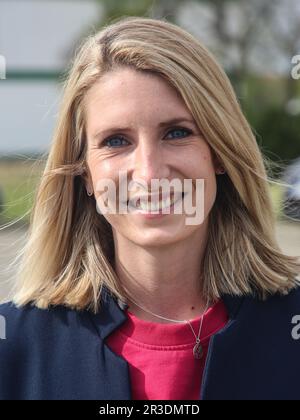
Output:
[193, 340, 203, 359]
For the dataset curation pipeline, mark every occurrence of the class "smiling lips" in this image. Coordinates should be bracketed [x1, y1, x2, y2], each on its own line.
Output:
[127, 192, 185, 212]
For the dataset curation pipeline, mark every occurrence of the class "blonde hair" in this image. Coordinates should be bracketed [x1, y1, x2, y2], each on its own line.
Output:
[11, 16, 300, 313]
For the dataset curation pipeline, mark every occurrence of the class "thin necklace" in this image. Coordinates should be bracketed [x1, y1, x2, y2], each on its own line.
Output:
[126, 296, 211, 360]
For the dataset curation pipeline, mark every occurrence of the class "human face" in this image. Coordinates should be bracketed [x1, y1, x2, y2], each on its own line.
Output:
[84, 67, 219, 247]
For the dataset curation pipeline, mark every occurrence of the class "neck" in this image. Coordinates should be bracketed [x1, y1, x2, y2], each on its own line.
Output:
[112, 223, 209, 323]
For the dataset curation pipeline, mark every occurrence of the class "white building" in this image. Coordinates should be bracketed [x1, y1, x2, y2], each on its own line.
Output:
[0, 0, 101, 154]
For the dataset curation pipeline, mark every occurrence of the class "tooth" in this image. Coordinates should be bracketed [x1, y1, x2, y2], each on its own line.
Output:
[140, 201, 148, 211]
[162, 199, 169, 209]
[130, 195, 181, 212]
[151, 202, 159, 211]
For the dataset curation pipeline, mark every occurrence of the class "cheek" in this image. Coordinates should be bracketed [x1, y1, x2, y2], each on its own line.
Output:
[184, 150, 217, 213]
[87, 153, 116, 190]
[183, 148, 216, 179]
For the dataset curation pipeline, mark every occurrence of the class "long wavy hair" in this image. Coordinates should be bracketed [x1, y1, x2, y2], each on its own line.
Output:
[10, 16, 300, 313]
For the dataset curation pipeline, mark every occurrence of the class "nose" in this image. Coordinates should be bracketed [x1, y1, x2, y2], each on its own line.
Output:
[130, 137, 171, 190]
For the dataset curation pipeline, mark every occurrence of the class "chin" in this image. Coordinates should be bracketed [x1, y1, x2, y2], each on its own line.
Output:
[128, 225, 195, 246]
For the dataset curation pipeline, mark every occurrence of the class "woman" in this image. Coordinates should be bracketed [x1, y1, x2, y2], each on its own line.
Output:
[0, 16, 300, 401]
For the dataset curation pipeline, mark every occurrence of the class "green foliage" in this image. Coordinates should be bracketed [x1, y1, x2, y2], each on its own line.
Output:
[98, 0, 156, 24]
[0, 160, 44, 225]
[269, 182, 284, 219]
[233, 76, 300, 164]
[247, 107, 300, 163]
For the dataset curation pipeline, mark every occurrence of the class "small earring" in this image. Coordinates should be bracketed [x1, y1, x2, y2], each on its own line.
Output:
[87, 190, 93, 196]
[218, 168, 226, 175]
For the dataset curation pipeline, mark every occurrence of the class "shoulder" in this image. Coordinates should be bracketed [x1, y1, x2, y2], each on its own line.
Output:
[222, 282, 300, 320]
[0, 300, 102, 345]
[247, 284, 300, 315]
[0, 300, 77, 337]
[231, 284, 300, 344]
[0, 301, 102, 399]
[221, 284, 300, 343]
[0, 300, 103, 369]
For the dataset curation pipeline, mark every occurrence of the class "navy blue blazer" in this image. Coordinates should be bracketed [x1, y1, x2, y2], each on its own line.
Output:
[1, 284, 300, 400]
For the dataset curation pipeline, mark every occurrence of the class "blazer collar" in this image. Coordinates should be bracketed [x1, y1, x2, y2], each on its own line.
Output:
[88, 284, 245, 340]
[88, 285, 129, 340]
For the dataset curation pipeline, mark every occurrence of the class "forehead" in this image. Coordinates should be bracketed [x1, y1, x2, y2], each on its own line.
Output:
[84, 67, 192, 126]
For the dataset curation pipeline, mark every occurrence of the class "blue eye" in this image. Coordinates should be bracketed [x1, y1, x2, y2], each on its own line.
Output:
[165, 127, 192, 139]
[102, 127, 192, 148]
[103, 136, 129, 148]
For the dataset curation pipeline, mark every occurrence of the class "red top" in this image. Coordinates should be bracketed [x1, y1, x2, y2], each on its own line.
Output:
[106, 299, 229, 400]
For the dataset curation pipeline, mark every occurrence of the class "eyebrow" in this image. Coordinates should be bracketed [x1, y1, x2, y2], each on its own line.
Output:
[91, 117, 197, 140]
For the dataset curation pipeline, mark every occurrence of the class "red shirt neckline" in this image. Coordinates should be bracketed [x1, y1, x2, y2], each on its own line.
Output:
[115, 299, 228, 347]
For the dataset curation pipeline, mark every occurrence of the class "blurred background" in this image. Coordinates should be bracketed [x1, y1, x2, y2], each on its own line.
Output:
[0, 0, 300, 302]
